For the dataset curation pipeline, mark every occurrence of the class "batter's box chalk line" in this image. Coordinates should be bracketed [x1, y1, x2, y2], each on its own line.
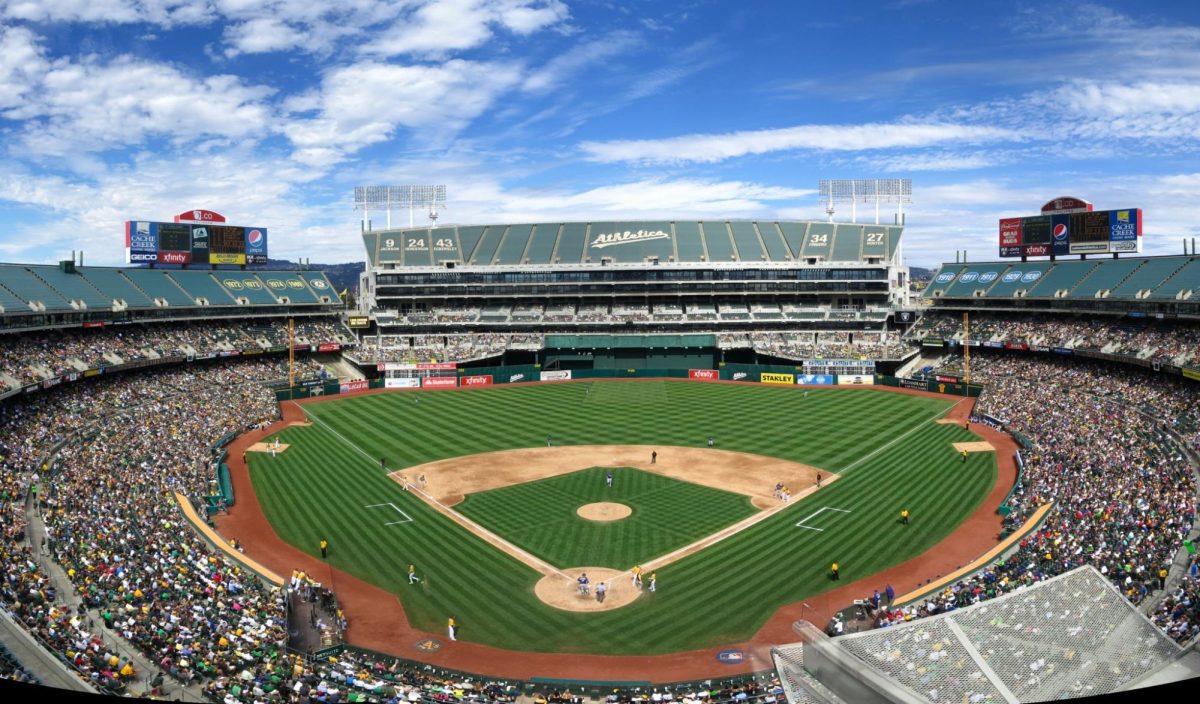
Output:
[794, 506, 852, 531]
[365, 503, 413, 525]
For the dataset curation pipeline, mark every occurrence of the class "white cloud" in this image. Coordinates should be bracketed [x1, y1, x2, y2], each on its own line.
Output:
[3, 52, 275, 156]
[359, 0, 568, 58]
[579, 123, 1023, 165]
[521, 30, 638, 94]
[283, 59, 523, 166]
[0, 0, 214, 25]
[0, 23, 46, 110]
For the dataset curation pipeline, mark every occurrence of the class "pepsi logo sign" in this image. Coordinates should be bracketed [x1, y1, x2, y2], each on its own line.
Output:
[1002, 271, 1022, 283]
[247, 229, 265, 247]
[959, 272, 979, 283]
[1053, 224, 1068, 241]
[1021, 271, 1043, 283]
[978, 272, 998, 283]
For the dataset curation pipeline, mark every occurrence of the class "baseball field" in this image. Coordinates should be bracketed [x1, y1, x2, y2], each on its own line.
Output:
[246, 380, 995, 655]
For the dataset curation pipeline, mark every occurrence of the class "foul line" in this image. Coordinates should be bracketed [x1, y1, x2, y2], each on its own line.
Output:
[364, 503, 413, 525]
[298, 405, 389, 471]
[835, 401, 959, 476]
[795, 507, 852, 531]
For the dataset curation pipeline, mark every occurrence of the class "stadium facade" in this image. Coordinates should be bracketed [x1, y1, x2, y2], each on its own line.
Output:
[353, 220, 914, 368]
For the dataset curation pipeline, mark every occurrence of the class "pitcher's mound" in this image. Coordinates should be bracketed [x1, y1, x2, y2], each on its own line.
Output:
[534, 567, 641, 612]
[577, 502, 632, 522]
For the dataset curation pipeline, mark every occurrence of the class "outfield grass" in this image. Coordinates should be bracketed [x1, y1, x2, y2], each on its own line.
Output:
[249, 381, 995, 654]
[457, 466, 758, 569]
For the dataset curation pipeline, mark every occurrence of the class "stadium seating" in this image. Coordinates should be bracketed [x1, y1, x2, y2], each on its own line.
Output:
[0, 266, 73, 311]
[1108, 257, 1191, 299]
[1149, 257, 1200, 299]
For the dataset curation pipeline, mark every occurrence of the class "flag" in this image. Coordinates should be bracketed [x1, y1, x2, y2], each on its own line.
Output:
[1186, 539, 1196, 555]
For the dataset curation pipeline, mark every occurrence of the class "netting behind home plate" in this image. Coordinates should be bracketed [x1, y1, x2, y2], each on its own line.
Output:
[774, 566, 1183, 703]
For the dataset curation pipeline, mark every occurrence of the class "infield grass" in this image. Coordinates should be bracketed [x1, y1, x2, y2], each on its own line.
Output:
[249, 381, 996, 655]
[457, 466, 757, 569]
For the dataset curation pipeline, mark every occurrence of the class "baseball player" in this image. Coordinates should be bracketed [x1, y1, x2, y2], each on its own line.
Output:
[632, 565, 643, 590]
[707, 435, 714, 448]
[408, 564, 420, 584]
[648, 572, 657, 593]
[606, 471, 613, 488]
[577, 572, 590, 596]
[900, 508, 910, 525]
[447, 616, 457, 641]
[546, 433, 552, 447]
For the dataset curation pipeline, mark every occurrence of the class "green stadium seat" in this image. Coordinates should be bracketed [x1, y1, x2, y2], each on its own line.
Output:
[0, 266, 73, 311]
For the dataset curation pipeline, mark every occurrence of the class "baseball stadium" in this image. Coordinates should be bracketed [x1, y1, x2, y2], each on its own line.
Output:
[1, 198, 1199, 704]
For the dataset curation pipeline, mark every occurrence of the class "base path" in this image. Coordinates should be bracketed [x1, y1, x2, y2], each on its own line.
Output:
[214, 381, 1017, 683]
[395, 444, 827, 508]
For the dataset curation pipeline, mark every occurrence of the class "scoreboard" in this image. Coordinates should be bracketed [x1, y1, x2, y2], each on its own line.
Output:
[999, 208, 1142, 257]
[125, 221, 269, 265]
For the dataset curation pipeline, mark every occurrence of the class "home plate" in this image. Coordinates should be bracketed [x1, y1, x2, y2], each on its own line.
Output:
[952, 441, 994, 452]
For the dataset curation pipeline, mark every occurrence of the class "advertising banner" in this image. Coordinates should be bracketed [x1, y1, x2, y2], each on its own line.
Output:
[540, 370, 572, 381]
[126, 221, 158, 263]
[347, 315, 370, 328]
[688, 369, 720, 381]
[190, 225, 210, 264]
[760, 372, 794, 384]
[379, 362, 456, 371]
[935, 374, 961, 383]
[509, 373, 526, 383]
[1052, 347, 1074, 355]
[209, 252, 246, 265]
[339, 380, 369, 393]
[245, 227, 269, 264]
[899, 377, 927, 390]
[999, 218, 1022, 248]
[384, 377, 420, 389]
[462, 375, 494, 386]
[1182, 368, 1200, 381]
[837, 374, 875, 385]
[422, 376, 458, 388]
[795, 374, 835, 385]
[985, 341, 1003, 348]
[317, 343, 341, 352]
[1004, 343, 1029, 350]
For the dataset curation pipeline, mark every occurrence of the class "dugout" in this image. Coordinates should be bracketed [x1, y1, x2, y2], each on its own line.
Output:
[540, 334, 716, 370]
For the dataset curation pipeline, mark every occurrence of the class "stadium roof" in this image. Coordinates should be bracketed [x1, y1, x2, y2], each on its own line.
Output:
[923, 255, 1200, 301]
[362, 220, 903, 267]
[773, 566, 1186, 703]
[0, 264, 338, 316]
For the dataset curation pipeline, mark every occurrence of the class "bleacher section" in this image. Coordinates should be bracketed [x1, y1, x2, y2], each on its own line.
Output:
[0, 266, 73, 311]
[0, 264, 337, 324]
[362, 220, 905, 266]
[926, 255, 1200, 306]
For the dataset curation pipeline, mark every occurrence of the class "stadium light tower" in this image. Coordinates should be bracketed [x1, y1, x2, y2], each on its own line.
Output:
[353, 185, 447, 230]
[818, 178, 912, 225]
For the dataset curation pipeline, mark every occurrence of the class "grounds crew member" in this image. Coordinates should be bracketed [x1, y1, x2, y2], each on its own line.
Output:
[901, 508, 909, 525]
[320, 538, 328, 558]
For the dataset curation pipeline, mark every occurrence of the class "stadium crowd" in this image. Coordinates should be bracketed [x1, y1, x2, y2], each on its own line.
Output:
[0, 352, 546, 702]
[863, 353, 1200, 646]
[0, 318, 349, 392]
[909, 312, 1200, 366]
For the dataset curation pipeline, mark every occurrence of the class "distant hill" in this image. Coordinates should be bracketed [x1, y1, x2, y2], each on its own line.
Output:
[909, 266, 933, 281]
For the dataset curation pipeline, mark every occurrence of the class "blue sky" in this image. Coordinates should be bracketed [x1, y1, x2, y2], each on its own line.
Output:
[1, 0, 1199, 267]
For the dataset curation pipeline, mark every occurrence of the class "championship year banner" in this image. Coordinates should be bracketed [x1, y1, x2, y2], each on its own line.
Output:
[688, 369, 719, 381]
[760, 372, 794, 384]
[540, 370, 572, 381]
